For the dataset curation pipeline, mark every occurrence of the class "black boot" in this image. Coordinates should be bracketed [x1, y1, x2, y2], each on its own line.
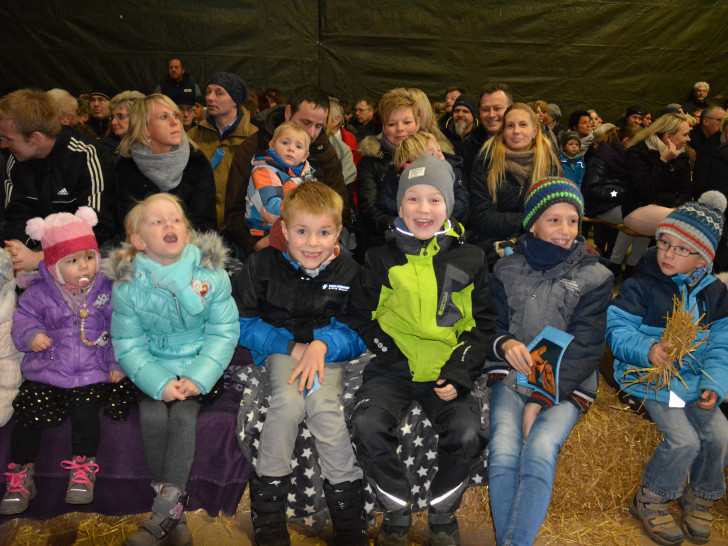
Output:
[249, 473, 291, 546]
[324, 479, 368, 546]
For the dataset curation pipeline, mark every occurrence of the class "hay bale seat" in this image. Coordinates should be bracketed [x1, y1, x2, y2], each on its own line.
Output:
[4, 349, 728, 544]
[0, 346, 253, 526]
[235, 351, 490, 534]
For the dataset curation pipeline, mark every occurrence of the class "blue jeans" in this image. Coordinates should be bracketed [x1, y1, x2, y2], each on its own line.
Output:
[489, 382, 580, 546]
[642, 399, 728, 501]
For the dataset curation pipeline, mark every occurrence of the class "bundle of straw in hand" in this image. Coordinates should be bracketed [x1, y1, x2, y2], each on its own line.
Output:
[621, 289, 709, 397]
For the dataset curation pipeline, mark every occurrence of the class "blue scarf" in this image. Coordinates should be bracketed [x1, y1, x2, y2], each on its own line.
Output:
[135, 244, 204, 315]
[521, 233, 574, 271]
[267, 149, 306, 176]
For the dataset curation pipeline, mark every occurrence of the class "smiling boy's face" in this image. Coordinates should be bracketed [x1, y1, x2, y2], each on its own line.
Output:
[282, 210, 341, 270]
[529, 202, 579, 248]
[398, 184, 448, 241]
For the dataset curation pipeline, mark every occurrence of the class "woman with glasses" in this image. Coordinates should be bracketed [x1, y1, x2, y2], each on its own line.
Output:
[102, 91, 145, 166]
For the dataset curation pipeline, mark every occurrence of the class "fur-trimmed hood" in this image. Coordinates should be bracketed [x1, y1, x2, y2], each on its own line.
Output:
[358, 134, 385, 159]
[102, 230, 229, 284]
[0, 249, 16, 322]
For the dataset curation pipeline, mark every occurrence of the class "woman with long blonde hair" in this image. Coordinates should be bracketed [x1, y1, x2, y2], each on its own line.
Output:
[469, 103, 561, 264]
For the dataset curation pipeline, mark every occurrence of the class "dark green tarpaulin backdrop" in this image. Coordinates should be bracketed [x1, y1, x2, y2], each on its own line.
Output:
[1, 1, 726, 121]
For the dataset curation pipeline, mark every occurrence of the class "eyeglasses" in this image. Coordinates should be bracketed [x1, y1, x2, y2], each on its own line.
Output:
[656, 239, 700, 257]
[705, 117, 723, 123]
[112, 113, 129, 121]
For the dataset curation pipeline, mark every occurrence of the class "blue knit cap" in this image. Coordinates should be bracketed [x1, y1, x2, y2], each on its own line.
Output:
[522, 177, 584, 232]
[655, 191, 726, 263]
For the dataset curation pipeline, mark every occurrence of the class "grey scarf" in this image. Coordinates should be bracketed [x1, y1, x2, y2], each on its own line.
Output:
[131, 132, 190, 192]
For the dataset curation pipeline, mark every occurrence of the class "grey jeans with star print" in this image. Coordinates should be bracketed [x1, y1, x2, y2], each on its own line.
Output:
[256, 354, 363, 484]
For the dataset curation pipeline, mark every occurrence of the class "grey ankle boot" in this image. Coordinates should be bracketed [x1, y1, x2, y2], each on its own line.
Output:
[630, 486, 684, 546]
[0, 463, 36, 515]
[678, 488, 714, 544]
[123, 483, 187, 546]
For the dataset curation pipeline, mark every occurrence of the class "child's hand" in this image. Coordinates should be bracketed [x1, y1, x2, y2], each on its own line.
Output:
[109, 370, 125, 383]
[434, 379, 457, 401]
[697, 389, 719, 410]
[30, 332, 53, 352]
[648, 342, 669, 368]
[161, 380, 186, 402]
[288, 340, 327, 392]
[523, 402, 542, 441]
[178, 377, 201, 397]
[502, 339, 533, 374]
[290, 342, 308, 361]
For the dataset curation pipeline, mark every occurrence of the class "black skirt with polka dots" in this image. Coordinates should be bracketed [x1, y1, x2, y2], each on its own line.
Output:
[12, 378, 138, 428]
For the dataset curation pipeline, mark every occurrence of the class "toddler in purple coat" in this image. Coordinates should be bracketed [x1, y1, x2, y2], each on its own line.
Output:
[0, 207, 125, 515]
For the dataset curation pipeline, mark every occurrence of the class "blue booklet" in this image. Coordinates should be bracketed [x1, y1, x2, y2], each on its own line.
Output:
[516, 326, 574, 404]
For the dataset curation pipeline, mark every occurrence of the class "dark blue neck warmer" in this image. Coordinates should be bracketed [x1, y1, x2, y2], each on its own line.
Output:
[521, 232, 574, 271]
[267, 149, 305, 176]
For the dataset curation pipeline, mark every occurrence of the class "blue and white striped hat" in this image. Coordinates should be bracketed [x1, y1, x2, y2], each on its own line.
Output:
[656, 191, 726, 262]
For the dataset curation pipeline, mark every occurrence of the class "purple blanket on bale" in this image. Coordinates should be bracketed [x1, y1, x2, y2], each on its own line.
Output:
[0, 346, 253, 523]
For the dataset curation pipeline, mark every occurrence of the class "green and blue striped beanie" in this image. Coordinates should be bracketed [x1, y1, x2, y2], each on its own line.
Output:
[522, 177, 584, 232]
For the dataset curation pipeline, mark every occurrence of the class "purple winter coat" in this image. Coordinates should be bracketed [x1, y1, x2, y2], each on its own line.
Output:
[12, 263, 118, 388]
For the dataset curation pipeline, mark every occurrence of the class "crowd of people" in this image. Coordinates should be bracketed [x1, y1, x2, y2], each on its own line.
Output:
[1, 59, 728, 546]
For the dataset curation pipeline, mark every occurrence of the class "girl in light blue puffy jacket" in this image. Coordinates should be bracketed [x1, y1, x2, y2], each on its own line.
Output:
[107, 193, 238, 546]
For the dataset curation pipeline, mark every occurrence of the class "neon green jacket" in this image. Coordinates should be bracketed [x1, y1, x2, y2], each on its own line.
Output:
[346, 219, 497, 391]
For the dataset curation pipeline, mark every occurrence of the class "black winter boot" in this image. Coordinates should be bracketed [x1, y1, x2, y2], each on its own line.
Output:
[249, 473, 291, 546]
[324, 479, 368, 546]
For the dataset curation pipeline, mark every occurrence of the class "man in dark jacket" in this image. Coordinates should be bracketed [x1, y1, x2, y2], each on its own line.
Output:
[690, 105, 726, 158]
[0, 89, 116, 271]
[87, 89, 113, 139]
[225, 85, 348, 256]
[443, 94, 480, 157]
[461, 84, 512, 185]
[153, 58, 202, 103]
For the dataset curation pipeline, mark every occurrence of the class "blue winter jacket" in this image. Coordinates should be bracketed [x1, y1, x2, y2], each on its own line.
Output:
[559, 152, 586, 189]
[106, 233, 239, 400]
[608, 247, 728, 404]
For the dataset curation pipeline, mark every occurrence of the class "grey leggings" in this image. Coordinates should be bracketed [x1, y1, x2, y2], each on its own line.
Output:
[138, 394, 202, 490]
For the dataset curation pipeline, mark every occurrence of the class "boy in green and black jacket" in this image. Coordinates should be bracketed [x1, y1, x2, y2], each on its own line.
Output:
[344, 154, 496, 546]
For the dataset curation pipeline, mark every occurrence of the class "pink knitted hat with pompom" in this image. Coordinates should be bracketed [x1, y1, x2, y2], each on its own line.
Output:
[26, 207, 99, 284]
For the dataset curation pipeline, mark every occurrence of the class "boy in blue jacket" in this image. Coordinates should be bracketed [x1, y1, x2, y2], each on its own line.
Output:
[608, 192, 728, 546]
[559, 130, 586, 189]
[232, 181, 368, 546]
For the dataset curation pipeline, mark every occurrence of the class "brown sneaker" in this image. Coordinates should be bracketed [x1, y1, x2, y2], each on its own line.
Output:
[0, 463, 36, 515]
[678, 489, 714, 544]
[629, 487, 684, 546]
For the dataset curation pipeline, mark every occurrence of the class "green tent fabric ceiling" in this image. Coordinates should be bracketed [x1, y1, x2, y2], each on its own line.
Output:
[1, 0, 726, 120]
